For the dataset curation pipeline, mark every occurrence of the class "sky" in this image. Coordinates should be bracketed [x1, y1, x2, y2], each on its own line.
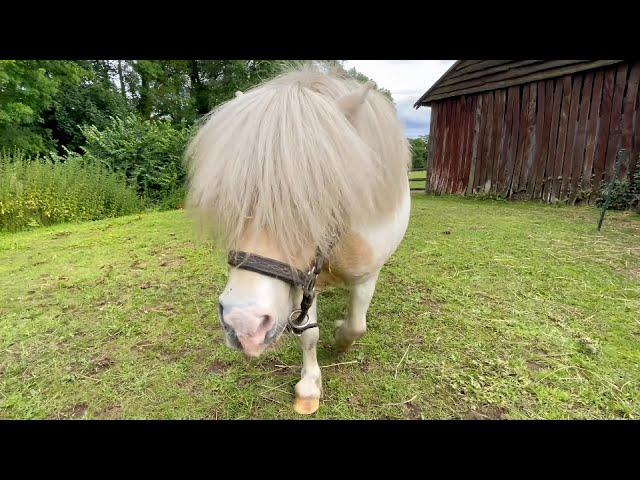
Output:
[343, 60, 456, 138]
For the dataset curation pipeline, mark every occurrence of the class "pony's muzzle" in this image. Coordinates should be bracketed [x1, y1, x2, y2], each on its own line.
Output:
[218, 301, 277, 357]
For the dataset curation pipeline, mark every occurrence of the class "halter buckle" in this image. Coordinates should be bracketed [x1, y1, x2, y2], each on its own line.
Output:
[287, 309, 316, 336]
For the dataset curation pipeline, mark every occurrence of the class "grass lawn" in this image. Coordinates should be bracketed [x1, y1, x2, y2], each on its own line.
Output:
[1, 194, 639, 419]
[409, 169, 426, 190]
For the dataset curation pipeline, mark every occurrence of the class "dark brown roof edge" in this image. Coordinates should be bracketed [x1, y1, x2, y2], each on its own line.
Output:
[414, 60, 625, 108]
[413, 60, 463, 109]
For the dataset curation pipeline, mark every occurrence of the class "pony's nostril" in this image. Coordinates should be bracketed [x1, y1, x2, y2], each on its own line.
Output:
[261, 315, 275, 330]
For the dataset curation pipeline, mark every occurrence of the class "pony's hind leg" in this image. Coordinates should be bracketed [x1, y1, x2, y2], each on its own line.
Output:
[335, 270, 380, 352]
[294, 298, 322, 415]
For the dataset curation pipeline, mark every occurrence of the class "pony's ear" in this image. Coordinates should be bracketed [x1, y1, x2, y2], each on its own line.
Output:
[235, 91, 244, 97]
[336, 81, 375, 117]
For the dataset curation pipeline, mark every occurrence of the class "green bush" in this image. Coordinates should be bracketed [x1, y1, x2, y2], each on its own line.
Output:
[81, 114, 192, 203]
[0, 149, 143, 232]
[597, 158, 640, 212]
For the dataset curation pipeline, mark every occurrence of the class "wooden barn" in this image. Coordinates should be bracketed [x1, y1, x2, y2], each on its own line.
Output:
[414, 60, 640, 203]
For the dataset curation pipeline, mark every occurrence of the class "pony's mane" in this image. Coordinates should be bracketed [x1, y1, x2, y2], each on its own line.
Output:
[185, 63, 410, 261]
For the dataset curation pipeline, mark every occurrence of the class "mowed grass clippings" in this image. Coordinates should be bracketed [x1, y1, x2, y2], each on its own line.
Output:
[0, 195, 639, 419]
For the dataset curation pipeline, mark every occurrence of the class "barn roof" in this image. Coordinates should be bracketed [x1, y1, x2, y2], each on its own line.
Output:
[414, 60, 625, 108]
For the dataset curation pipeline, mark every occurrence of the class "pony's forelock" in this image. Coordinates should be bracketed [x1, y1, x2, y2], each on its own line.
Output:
[185, 64, 409, 262]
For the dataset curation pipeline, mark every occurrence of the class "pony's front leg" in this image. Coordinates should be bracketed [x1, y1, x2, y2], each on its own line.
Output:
[294, 298, 322, 415]
[335, 270, 380, 352]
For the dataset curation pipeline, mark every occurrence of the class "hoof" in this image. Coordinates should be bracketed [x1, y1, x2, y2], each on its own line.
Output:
[294, 397, 320, 415]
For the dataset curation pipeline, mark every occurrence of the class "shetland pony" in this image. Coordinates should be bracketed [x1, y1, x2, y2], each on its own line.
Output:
[186, 64, 410, 414]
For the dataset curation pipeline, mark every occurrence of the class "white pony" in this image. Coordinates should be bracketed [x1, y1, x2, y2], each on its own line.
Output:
[186, 64, 411, 414]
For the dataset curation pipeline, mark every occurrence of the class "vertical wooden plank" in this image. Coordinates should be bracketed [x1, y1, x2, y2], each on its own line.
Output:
[466, 95, 483, 195]
[560, 74, 584, 200]
[448, 98, 463, 194]
[449, 98, 461, 193]
[435, 100, 445, 193]
[443, 100, 456, 194]
[496, 89, 513, 195]
[434, 105, 444, 193]
[449, 98, 463, 194]
[438, 100, 451, 194]
[527, 81, 552, 199]
[485, 90, 500, 193]
[533, 79, 555, 200]
[550, 76, 573, 202]
[426, 105, 437, 192]
[459, 96, 475, 194]
[503, 85, 521, 196]
[441, 100, 454, 194]
[518, 83, 537, 196]
[432, 103, 443, 193]
[593, 68, 616, 194]
[510, 84, 530, 195]
[478, 92, 495, 192]
[491, 90, 507, 195]
[428, 106, 437, 192]
[569, 72, 594, 203]
[488, 89, 504, 193]
[604, 63, 629, 183]
[620, 62, 640, 179]
[582, 70, 604, 197]
[433, 102, 447, 195]
[466, 97, 479, 193]
[543, 78, 564, 202]
[632, 62, 640, 181]
[456, 98, 468, 194]
[473, 93, 490, 194]
[527, 81, 545, 198]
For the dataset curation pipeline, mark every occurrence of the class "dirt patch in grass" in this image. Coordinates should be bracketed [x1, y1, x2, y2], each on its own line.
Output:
[466, 405, 508, 420]
[159, 256, 185, 268]
[130, 258, 147, 270]
[179, 378, 198, 393]
[420, 294, 442, 317]
[526, 360, 546, 372]
[91, 356, 115, 374]
[207, 360, 230, 374]
[141, 304, 177, 317]
[97, 405, 123, 419]
[618, 265, 640, 280]
[57, 403, 89, 419]
[130, 340, 189, 362]
[404, 401, 422, 419]
[360, 359, 374, 373]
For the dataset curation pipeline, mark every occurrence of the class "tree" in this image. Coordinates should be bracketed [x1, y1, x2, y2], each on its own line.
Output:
[323, 61, 394, 103]
[1, 59, 397, 158]
[42, 61, 129, 152]
[343, 66, 394, 103]
[122, 60, 281, 124]
[408, 135, 428, 169]
[0, 60, 59, 153]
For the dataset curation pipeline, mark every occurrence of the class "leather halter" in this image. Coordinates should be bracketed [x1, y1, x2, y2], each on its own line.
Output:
[227, 249, 326, 335]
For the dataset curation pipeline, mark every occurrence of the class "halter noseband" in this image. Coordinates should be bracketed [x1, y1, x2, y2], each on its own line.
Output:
[227, 249, 326, 335]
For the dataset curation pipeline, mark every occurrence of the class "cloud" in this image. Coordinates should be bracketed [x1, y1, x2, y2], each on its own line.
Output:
[343, 60, 455, 138]
[395, 96, 430, 138]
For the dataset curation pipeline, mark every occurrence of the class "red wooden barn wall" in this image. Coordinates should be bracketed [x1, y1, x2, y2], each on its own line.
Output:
[426, 61, 640, 202]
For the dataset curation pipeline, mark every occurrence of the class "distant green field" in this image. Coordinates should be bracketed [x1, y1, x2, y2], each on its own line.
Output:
[409, 169, 426, 190]
[1, 195, 639, 419]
